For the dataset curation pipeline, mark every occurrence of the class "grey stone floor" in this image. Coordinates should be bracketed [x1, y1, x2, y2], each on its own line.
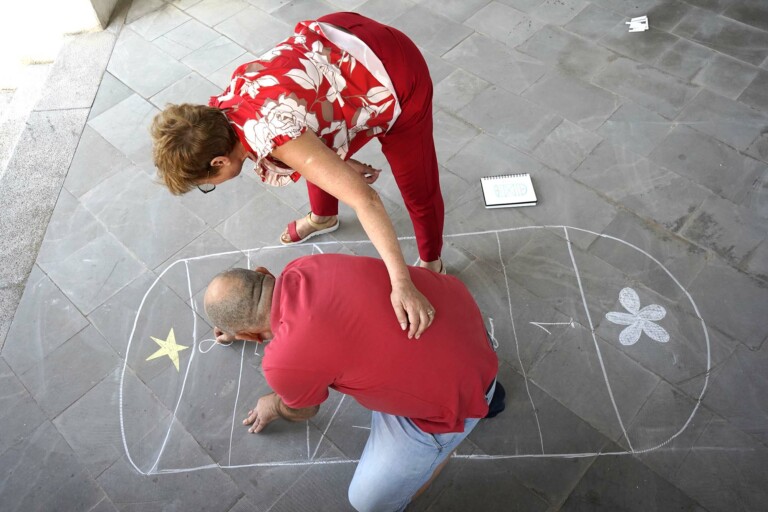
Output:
[2, 0, 768, 510]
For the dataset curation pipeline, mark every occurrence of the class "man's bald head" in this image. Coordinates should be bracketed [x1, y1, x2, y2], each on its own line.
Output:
[204, 268, 275, 336]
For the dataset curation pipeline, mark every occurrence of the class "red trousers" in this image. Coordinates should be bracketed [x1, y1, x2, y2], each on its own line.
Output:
[311, 12, 444, 262]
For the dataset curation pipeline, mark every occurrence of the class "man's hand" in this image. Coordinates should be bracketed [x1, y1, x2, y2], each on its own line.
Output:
[347, 159, 381, 184]
[243, 393, 281, 433]
[391, 279, 436, 339]
[214, 327, 237, 344]
[243, 393, 320, 433]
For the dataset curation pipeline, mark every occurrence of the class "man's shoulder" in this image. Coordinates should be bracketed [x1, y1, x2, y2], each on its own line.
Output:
[284, 253, 380, 273]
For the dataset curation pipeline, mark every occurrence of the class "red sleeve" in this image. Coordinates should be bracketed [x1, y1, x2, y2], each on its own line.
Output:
[263, 366, 331, 409]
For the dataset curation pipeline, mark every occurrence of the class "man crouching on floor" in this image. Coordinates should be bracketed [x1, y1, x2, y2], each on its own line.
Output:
[203, 253, 505, 512]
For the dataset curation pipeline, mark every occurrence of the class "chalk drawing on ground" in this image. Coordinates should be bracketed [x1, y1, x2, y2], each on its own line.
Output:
[119, 226, 711, 475]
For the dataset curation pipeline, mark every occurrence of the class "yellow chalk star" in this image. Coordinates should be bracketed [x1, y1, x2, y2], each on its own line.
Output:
[146, 328, 188, 372]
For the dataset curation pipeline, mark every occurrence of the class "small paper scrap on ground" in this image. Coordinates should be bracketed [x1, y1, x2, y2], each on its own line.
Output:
[626, 16, 649, 32]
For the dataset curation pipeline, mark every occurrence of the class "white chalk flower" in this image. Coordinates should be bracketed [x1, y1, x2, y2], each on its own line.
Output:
[605, 287, 669, 346]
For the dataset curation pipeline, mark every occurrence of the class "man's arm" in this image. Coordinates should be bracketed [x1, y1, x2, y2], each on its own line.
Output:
[243, 392, 319, 433]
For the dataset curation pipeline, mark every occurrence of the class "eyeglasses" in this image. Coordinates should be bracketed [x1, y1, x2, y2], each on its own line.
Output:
[197, 169, 216, 194]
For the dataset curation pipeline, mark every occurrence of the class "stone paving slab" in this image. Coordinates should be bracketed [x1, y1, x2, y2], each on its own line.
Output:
[53, 367, 171, 478]
[465, 2, 545, 49]
[700, 342, 768, 446]
[522, 70, 621, 131]
[677, 89, 768, 151]
[649, 124, 765, 204]
[653, 38, 714, 81]
[745, 239, 768, 280]
[593, 56, 700, 119]
[518, 25, 616, 80]
[693, 52, 760, 99]
[3, 0, 768, 510]
[88, 93, 159, 168]
[681, 194, 767, 266]
[63, 127, 136, 198]
[88, 72, 136, 120]
[0, 358, 47, 455]
[628, 380, 716, 480]
[2, 265, 90, 376]
[444, 33, 548, 93]
[564, 3, 624, 40]
[574, 141, 711, 231]
[411, 457, 552, 512]
[107, 28, 191, 98]
[740, 70, 768, 112]
[673, 6, 768, 65]
[532, 119, 603, 173]
[561, 443, 709, 511]
[673, 416, 768, 512]
[460, 86, 562, 151]
[686, 259, 768, 349]
[0, 421, 107, 512]
[595, 102, 672, 156]
[18, 324, 119, 418]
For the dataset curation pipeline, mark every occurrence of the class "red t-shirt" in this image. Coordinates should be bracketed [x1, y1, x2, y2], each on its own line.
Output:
[263, 254, 498, 434]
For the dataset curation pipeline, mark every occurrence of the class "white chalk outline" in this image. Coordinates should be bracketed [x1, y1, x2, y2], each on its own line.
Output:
[119, 225, 711, 475]
[564, 226, 633, 452]
[529, 319, 575, 335]
[496, 231, 545, 454]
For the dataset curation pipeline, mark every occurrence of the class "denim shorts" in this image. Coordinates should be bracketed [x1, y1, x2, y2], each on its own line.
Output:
[347, 380, 496, 512]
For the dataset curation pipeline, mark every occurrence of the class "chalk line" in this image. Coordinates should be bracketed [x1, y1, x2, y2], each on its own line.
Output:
[496, 231, 545, 454]
[228, 341, 246, 466]
[156, 458, 358, 475]
[120, 225, 711, 472]
[563, 227, 634, 452]
[148, 260, 200, 474]
[312, 394, 346, 460]
[530, 319, 575, 335]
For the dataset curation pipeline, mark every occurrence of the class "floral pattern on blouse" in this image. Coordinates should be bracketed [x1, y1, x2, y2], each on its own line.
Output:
[209, 21, 398, 186]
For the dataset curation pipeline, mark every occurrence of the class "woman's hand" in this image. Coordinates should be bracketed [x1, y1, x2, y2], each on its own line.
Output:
[272, 132, 438, 338]
[347, 159, 381, 184]
[391, 279, 436, 339]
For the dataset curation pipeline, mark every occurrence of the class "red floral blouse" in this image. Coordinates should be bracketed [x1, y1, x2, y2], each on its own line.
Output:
[209, 20, 400, 186]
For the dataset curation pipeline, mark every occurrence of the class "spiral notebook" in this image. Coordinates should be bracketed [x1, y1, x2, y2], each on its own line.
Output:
[480, 173, 538, 208]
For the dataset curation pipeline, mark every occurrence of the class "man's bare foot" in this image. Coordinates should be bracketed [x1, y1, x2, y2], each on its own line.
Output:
[280, 213, 339, 245]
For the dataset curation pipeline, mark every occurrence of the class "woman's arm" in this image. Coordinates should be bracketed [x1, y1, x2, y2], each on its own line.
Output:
[271, 131, 435, 338]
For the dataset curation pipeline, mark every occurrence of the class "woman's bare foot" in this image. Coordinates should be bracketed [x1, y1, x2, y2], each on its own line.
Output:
[280, 213, 338, 244]
[419, 258, 445, 274]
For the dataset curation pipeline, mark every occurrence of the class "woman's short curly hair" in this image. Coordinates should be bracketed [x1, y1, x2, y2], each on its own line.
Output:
[151, 104, 237, 195]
